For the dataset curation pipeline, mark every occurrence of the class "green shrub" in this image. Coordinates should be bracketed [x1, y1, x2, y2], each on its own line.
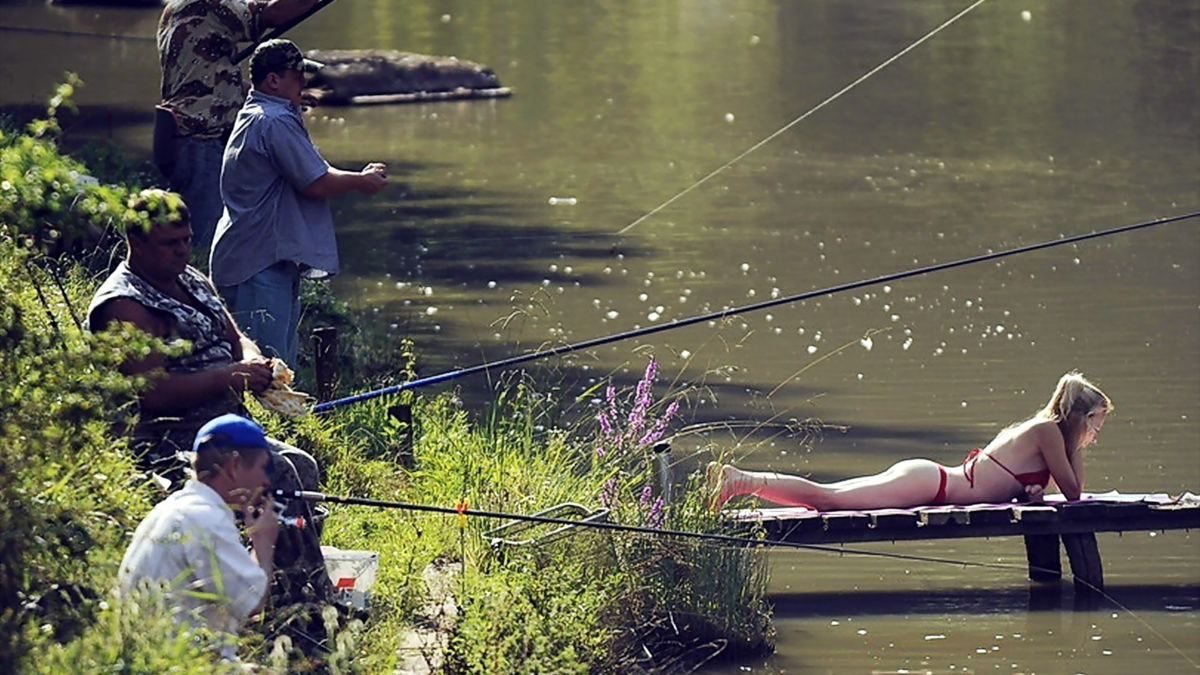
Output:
[0, 74, 133, 263]
[0, 235, 172, 668]
[24, 598, 244, 675]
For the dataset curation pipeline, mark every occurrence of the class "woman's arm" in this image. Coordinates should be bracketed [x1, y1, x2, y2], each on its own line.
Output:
[1067, 446, 1086, 494]
[1036, 422, 1083, 500]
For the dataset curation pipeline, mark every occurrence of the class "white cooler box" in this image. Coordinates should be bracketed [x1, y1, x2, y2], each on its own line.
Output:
[321, 546, 379, 609]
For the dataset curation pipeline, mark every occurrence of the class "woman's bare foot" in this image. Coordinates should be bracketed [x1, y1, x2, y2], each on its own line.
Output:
[707, 462, 819, 511]
[707, 462, 741, 510]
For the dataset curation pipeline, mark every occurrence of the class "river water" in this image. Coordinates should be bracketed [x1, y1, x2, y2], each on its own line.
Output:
[3, 0, 1198, 672]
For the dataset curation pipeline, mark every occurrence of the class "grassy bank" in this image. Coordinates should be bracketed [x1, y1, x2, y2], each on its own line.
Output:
[0, 82, 773, 674]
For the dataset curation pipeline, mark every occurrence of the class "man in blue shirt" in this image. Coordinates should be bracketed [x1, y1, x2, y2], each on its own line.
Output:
[157, 0, 320, 267]
[211, 39, 388, 365]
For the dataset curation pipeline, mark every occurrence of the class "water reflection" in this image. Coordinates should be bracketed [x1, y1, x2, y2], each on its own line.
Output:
[773, 584, 1200, 617]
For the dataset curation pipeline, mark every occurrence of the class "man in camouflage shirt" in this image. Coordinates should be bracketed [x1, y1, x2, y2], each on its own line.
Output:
[156, 0, 317, 264]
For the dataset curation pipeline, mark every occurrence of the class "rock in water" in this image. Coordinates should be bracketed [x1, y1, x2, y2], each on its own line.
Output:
[305, 49, 511, 105]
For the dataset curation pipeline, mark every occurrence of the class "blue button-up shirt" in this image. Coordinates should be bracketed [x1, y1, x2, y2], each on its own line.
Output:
[211, 89, 335, 286]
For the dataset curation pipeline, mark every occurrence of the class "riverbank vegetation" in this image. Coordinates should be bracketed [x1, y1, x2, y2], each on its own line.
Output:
[1, 83, 773, 674]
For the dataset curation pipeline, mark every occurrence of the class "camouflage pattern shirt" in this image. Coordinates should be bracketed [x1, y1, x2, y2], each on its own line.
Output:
[157, 0, 264, 139]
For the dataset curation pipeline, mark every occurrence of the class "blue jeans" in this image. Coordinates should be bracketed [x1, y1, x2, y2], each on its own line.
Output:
[170, 136, 226, 268]
[219, 261, 301, 365]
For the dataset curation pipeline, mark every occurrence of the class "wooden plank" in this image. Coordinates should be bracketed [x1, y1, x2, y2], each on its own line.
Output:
[821, 512, 873, 536]
[1012, 505, 1059, 524]
[761, 516, 826, 542]
[1058, 501, 1118, 522]
[960, 505, 1017, 526]
[869, 509, 923, 533]
[920, 507, 970, 527]
[737, 499, 1200, 545]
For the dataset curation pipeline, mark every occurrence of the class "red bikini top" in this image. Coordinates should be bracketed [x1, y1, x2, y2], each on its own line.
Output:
[964, 448, 1051, 489]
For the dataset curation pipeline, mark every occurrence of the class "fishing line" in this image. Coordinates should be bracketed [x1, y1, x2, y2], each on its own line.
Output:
[313, 210, 1200, 413]
[616, 0, 991, 235]
[287, 488, 1199, 668]
[0, 24, 155, 42]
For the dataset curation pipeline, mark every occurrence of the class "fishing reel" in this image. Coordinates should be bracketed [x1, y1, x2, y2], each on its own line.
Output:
[269, 495, 306, 529]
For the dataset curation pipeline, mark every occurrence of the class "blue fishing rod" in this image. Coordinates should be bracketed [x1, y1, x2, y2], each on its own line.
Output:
[313, 210, 1200, 414]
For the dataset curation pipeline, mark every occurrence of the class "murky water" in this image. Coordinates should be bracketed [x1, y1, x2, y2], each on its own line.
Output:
[3, 0, 1198, 671]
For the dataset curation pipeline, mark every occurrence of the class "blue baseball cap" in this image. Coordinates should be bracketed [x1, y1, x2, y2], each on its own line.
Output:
[193, 414, 269, 452]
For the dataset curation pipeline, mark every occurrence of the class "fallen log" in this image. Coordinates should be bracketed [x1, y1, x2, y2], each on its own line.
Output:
[304, 49, 511, 106]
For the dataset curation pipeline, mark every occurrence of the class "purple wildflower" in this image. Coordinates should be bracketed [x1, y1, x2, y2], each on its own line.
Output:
[637, 399, 680, 446]
[644, 496, 665, 529]
[643, 359, 658, 385]
[598, 410, 613, 437]
[663, 399, 679, 421]
[639, 484, 653, 506]
[600, 478, 618, 509]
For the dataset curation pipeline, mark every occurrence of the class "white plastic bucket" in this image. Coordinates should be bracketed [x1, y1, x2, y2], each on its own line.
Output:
[321, 546, 379, 609]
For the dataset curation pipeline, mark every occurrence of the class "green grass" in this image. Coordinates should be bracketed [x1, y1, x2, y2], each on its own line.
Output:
[1, 81, 773, 674]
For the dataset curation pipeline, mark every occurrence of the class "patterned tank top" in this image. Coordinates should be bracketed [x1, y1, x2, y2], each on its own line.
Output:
[87, 262, 246, 434]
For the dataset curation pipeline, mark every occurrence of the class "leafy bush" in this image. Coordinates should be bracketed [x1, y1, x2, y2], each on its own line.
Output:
[0, 235, 166, 668]
[0, 74, 134, 263]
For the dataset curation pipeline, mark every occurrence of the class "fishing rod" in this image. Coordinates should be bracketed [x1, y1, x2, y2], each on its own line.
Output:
[313, 210, 1200, 413]
[231, 0, 342, 64]
[0, 25, 155, 43]
[278, 488, 1016, 569]
[2, 0, 341, 61]
[282, 488, 1200, 667]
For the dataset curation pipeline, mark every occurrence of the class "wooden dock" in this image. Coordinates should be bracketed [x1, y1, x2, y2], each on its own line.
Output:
[725, 492, 1200, 591]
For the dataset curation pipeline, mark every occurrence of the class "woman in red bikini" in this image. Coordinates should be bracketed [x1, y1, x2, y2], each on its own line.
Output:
[711, 372, 1111, 510]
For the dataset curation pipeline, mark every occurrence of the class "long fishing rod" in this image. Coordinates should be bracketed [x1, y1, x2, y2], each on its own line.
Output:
[278, 488, 1010, 569]
[1, 0, 341, 60]
[231, 0, 341, 64]
[313, 210, 1200, 413]
[283, 488, 1200, 667]
[0, 24, 155, 42]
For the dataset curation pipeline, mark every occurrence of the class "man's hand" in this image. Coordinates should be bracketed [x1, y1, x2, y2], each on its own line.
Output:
[226, 359, 273, 393]
[358, 162, 388, 195]
[243, 496, 280, 552]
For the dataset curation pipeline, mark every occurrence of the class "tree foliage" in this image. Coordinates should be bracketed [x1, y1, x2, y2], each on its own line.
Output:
[0, 74, 136, 261]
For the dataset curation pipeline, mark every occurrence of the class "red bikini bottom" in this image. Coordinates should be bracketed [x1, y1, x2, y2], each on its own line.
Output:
[932, 465, 949, 505]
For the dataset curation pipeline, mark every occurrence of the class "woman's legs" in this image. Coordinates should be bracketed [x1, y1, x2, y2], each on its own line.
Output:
[712, 459, 944, 510]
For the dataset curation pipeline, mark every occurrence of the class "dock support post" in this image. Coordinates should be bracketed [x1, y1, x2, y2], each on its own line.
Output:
[389, 404, 415, 470]
[653, 442, 673, 505]
[312, 326, 339, 402]
[1023, 534, 1062, 582]
[1063, 532, 1104, 594]
[1024, 532, 1104, 595]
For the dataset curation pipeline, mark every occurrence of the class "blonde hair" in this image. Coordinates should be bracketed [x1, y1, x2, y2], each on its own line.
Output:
[1037, 371, 1113, 423]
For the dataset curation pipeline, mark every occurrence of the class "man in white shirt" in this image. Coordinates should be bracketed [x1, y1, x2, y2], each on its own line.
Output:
[118, 413, 280, 662]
